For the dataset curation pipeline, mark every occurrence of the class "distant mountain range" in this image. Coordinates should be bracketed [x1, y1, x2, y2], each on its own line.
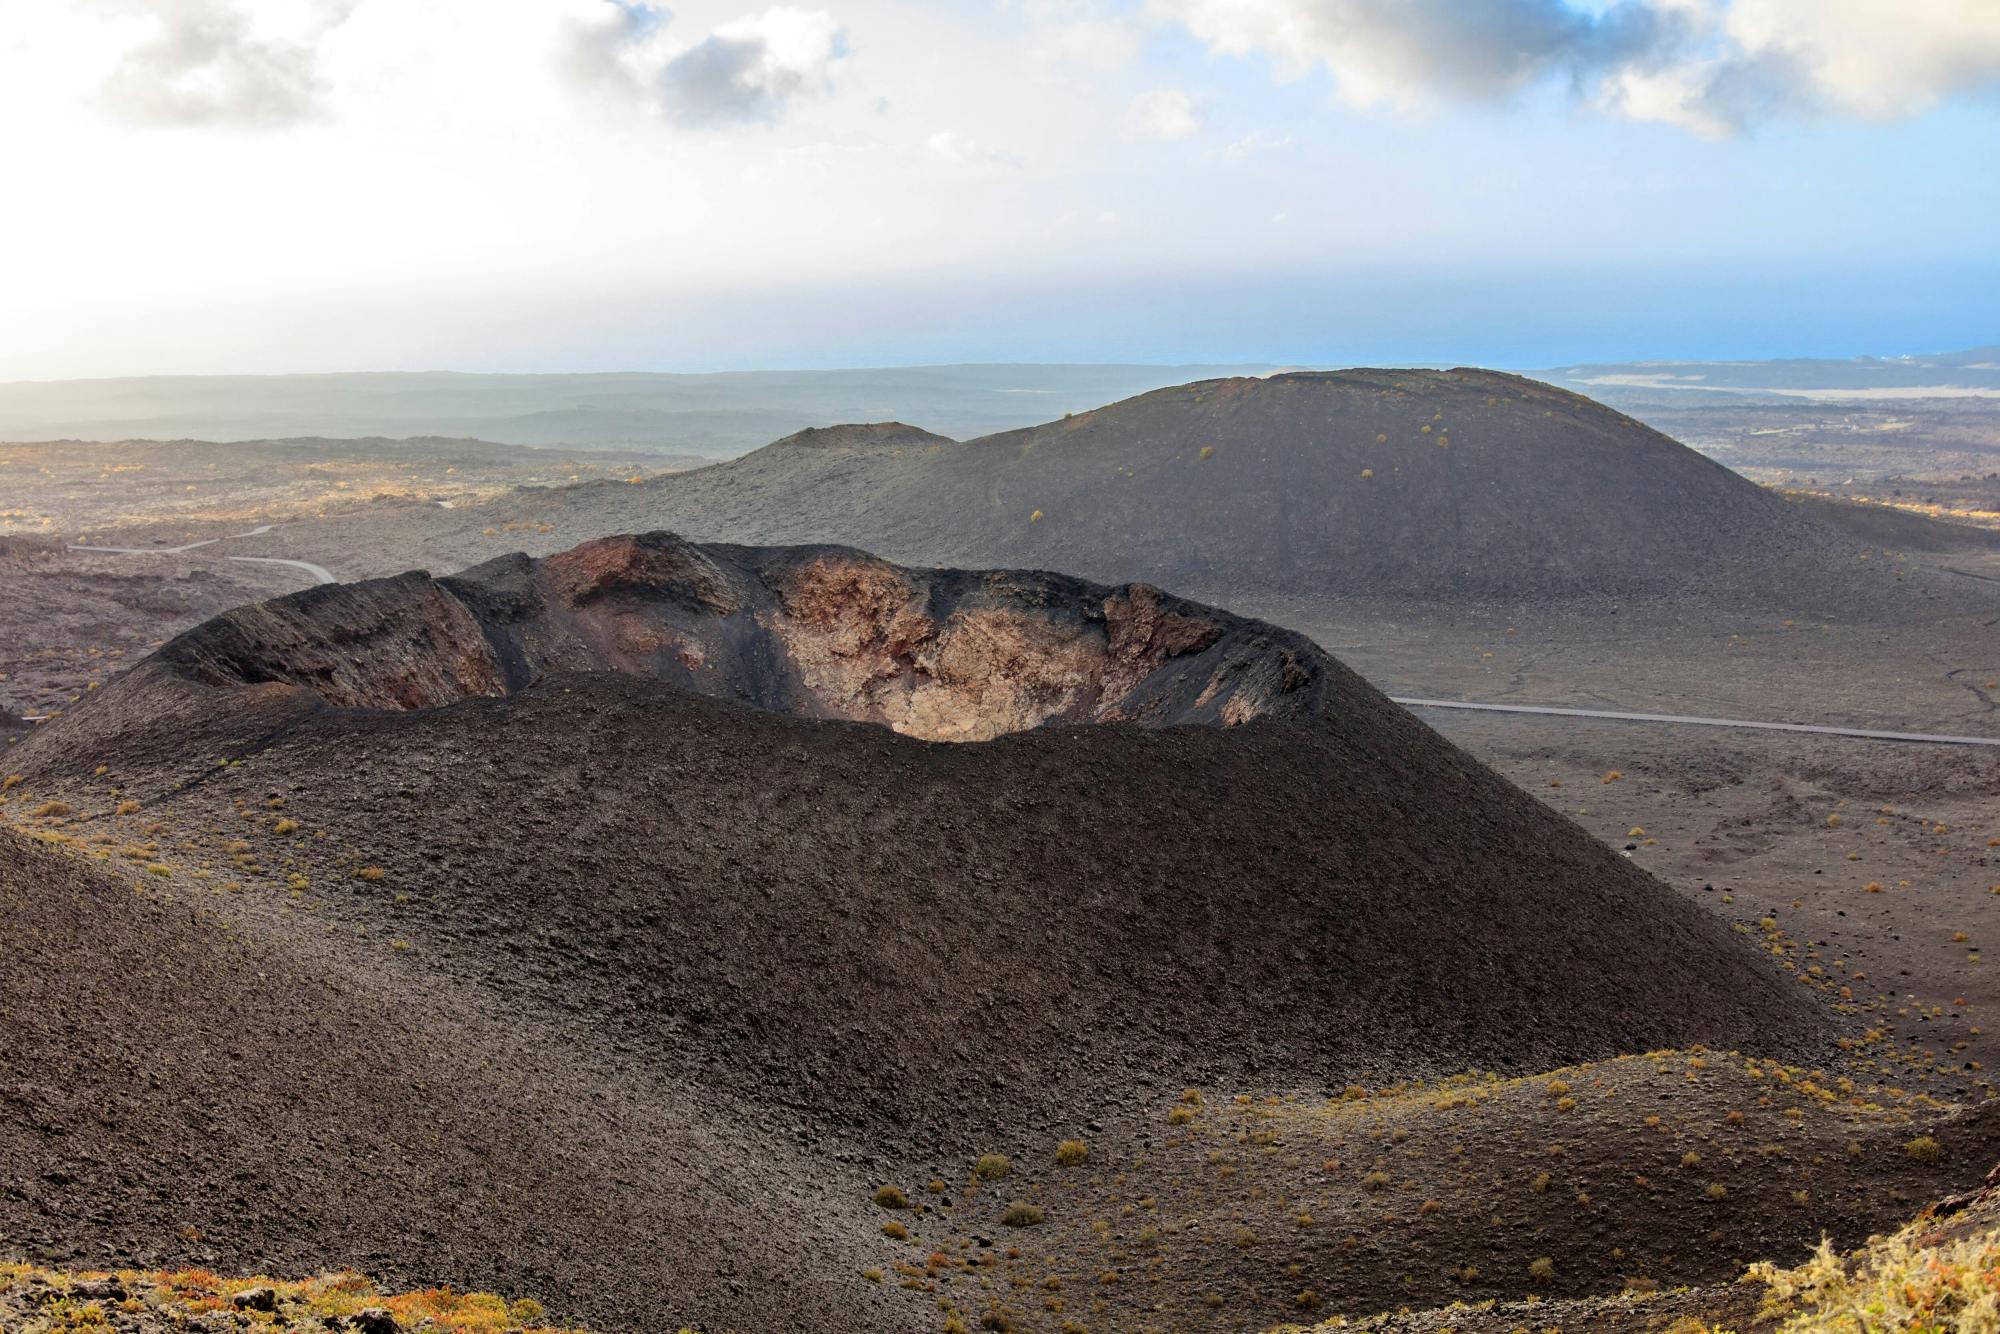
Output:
[0, 364, 1276, 456]
[0, 347, 1992, 454]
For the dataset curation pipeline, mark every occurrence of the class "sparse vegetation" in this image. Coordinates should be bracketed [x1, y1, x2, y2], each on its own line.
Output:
[0, 1262, 590, 1334]
[1746, 1205, 2000, 1332]
[973, 1153, 1012, 1182]
[1001, 1202, 1044, 1227]
[1055, 1139, 1088, 1166]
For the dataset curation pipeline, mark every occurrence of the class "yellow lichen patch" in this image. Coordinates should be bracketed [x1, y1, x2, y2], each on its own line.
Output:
[0, 1263, 606, 1334]
[1746, 1212, 2000, 1331]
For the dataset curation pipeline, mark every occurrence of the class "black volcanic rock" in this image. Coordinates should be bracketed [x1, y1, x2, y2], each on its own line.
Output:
[11, 533, 1832, 1153]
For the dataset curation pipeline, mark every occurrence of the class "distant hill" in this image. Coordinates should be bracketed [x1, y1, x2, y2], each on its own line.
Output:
[424, 368, 1866, 603]
[47, 368, 1992, 616]
[0, 364, 1278, 456]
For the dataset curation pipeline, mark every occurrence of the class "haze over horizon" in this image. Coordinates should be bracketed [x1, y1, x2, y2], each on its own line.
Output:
[2, 0, 1997, 378]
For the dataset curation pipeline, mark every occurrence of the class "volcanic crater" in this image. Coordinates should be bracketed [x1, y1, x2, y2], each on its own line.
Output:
[148, 531, 1330, 741]
[13, 533, 1833, 1133]
[0, 532, 1886, 1332]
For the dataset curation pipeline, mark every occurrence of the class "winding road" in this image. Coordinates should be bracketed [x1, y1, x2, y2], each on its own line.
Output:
[13, 532, 335, 725]
[1393, 697, 2000, 748]
[70, 523, 279, 556]
[224, 555, 336, 585]
[68, 524, 334, 586]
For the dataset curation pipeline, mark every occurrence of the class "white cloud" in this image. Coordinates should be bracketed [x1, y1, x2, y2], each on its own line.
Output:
[1607, 0, 2000, 133]
[1149, 0, 2000, 133]
[559, 3, 848, 128]
[556, 1, 669, 103]
[1728, 0, 2000, 118]
[1122, 86, 1200, 140]
[1149, 0, 1630, 112]
[0, 0, 1990, 378]
[94, 0, 346, 128]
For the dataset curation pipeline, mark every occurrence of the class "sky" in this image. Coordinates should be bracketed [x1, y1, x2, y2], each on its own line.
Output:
[0, 0, 1996, 378]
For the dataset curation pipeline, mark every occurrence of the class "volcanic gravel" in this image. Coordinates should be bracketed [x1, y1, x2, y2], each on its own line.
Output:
[0, 535, 1869, 1331]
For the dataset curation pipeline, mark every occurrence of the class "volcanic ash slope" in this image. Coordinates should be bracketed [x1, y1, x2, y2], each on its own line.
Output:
[14, 531, 1831, 1118]
[0, 531, 1845, 1329]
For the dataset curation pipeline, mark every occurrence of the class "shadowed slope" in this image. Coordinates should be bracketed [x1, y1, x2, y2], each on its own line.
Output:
[0, 826, 917, 1333]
